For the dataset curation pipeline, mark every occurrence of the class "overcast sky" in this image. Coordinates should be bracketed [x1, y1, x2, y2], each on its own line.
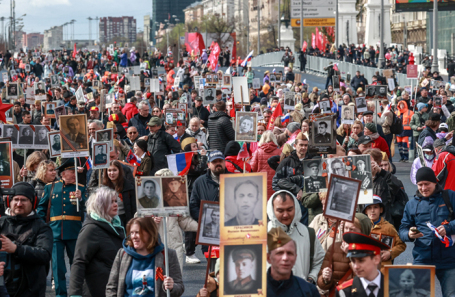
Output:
[10, 0, 152, 40]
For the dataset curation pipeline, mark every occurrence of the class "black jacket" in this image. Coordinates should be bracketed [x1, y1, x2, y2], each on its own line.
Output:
[285, 71, 295, 83]
[146, 130, 182, 175]
[191, 105, 210, 128]
[128, 113, 152, 137]
[29, 179, 48, 202]
[0, 213, 52, 297]
[69, 215, 125, 297]
[187, 154, 208, 197]
[350, 75, 367, 91]
[418, 126, 437, 146]
[208, 111, 235, 151]
[373, 169, 393, 223]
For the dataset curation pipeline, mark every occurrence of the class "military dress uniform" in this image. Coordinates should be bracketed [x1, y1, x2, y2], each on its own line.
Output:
[163, 190, 186, 206]
[37, 168, 87, 297]
[94, 152, 107, 165]
[315, 132, 331, 143]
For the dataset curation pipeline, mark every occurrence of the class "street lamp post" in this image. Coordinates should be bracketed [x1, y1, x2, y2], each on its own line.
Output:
[257, 0, 260, 54]
[175, 18, 180, 59]
[431, 0, 439, 73]
[278, 0, 280, 48]
[300, 0, 303, 50]
[378, 0, 385, 69]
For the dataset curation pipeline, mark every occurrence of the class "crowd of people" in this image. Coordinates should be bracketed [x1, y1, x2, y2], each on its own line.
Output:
[0, 41, 454, 297]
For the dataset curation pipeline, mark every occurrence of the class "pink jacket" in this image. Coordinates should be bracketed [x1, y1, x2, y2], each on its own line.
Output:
[250, 142, 282, 199]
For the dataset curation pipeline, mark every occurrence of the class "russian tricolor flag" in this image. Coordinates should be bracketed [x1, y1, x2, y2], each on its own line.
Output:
[167, 152, 194, 176]
[281, 113, 290, 124]
[85, 157, 92, 171]
[427, 222, 455, 247]
[241, 50, 254, 67]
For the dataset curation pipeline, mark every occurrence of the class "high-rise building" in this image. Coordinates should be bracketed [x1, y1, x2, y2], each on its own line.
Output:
[151, 0, 195, 43]
[26, 33, 44, 49]
[43, 26, 63, 51]
[99, 16, 137, 43]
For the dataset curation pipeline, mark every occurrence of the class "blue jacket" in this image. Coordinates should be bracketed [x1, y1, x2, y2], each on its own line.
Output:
[399, 187, 455, 269]
[119, 53, 128, 67]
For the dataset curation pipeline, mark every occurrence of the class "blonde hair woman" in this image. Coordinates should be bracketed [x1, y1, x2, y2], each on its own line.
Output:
[21, 151, 47, 182]
[29, 160, 57, 201]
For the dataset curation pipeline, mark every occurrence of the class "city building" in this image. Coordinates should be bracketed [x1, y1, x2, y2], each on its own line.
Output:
[99, 16, 137, 43]
[26, 33, 44, 49]
[144, 15, 153, 46]
[392, 11, 427, 50]
[201, 0, 235, 21]
[152, 0, 195, 44]
[248, 0, 279, 52]
[183, 1, 204, 24]
[43, 26, 63, 51]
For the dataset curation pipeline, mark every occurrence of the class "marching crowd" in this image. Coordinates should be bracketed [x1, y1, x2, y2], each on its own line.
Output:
[0, 42, 454, 297]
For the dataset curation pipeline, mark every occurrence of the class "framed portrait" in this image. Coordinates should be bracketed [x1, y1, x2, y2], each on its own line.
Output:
[17, 125, 34, 147]
[152, 68, 158, 77]
[347, 155, 373, 204]
[33, 125, 50, 147]
[232, 77, 249, 105]
[194, 76, 201, 89]
[25, 87, 35, 104]
[196, 201, 220, 246]
[150, 79, 160, 93]
[223, 74, 231, 87]
[44, 102, 56, 119]
[220, 243, 266, 296]
[433, 96, 442, 108]
[341, 105, 355, 125]
[164, 108, 186, 126]
[319, 99, 332, 114]
[54, 105, 67, 124]
[252, 78, 261, 89]
[346, 73, 351, 84]
[129, 76, 141, 91]
[309, 116, 337, 155]
[92, 141, 110, 169]
[25, 64, 30, 72]
[2, 72, 8, 83]
[48, 131, 62, 157]
[144, 78, 150, 87]
[325, 157, 349, 180]
[215, 72, 221, 82]
[174, 77, 180, 88]
[235, 112, 257, 142]
[284, 91, 295, 111]
[365, 85, 376, 99]
[269, 73, 277, 83]
[355, 96, 367, 113]
[95, 129, 114, 152]
[160, 176, 190, 216]
[7, 82, 18, 99]
[92, 80, 100, 90]
[34, 81, 45, 94]
[177, 103, 187, 114]
[323, 174, 361, 222]
[205, 74, 212, 84]
[275, 73, 282, 83]
[332, 75, 340, 90]
[384, 265, 435, 297]
[0, 141, 14, 188]
[203, 87, 216, 105]
[51, 75, 59, 88]
[415, 143, 426, 169]
[380, 234, 395, 248]
[59, 114, 89, 156]
[136, 177, 163, 216]
[2, 125, 19, 146]
[105, 93, 115, 109]
[86, 92, 94, 102]
[220, 173, 266, 229]
[303, 159, 327, 193]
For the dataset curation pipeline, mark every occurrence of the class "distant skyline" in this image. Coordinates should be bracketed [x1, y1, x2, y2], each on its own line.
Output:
[8, 0, 154, 41]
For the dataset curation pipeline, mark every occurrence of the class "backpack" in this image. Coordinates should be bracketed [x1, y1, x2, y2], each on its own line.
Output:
[390, 112, 404, 135]
[442, 190, 455, 221]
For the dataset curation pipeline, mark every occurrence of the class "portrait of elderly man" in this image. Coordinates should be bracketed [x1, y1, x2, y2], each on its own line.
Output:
[225, 180, 260, 226]
[62, 116, 87, 151]
[226, 247, 262, 295]
[138, 179, 160, 208]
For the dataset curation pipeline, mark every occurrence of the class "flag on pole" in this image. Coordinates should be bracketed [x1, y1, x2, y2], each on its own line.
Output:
[240, 50, 254, 67]
[281, 113, 290, 124]
[166, 152, 194, 176]
[72, 43, 77, 58]
[126, 150, 141, 166]
[237, 142, 250, 160]
[85, 157, 92, 171]
[267, 102, 283, 130]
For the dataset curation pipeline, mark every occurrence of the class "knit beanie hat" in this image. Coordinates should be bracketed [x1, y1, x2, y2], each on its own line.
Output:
[11, 182, 36, 203]
[417, 103, 427, 111]
[365, 123, 377, 133]
[224, 141, 240, 157]
[287, 122, 301, 134]
[416, 167, 438, 184]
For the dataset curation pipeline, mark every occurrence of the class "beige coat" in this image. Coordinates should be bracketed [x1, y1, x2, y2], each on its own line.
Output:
[309, 214, 344, 252]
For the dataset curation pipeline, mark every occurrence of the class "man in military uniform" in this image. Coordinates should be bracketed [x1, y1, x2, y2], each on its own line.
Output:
[203, 209, 220, 238]
[336, 232, 390, 297]
[138, 180, 160, 208]
[37, 159, 87, 297]
[52, 134, 61, 153]
[94, 145, 107, 166]
[0, 145, 10, 176]
[314, 121, 331, 144]
[390, 269, 429, 297]
[351, 159, 371, 190]
[226, 248, 261, 295]
[62, 117, 87, 151]
[305, 160, 327, 192]
[163, 177, 187, 207]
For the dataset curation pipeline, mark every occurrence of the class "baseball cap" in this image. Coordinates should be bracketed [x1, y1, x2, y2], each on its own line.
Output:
[90, 106, 99, 112]
[208, 150, 225, 162]
[358, 135, 373, 145]
[147, 117, 162, 127]
[439, 123, 449, 130]
[429, 113, 441, 122]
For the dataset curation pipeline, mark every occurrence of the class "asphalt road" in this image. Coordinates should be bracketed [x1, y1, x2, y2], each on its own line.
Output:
[44, 69, 442, 297]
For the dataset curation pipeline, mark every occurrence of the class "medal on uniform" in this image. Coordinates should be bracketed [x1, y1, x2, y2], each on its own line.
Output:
[70, 191, 77, 205]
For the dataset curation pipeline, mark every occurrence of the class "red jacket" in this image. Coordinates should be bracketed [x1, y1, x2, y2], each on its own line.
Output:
[250, 142, 282, 199]
[122, 102, 139, 121]
[372, 135, 390, 158]
[433, 151, 455, 191]
[225, 156, 252, 174]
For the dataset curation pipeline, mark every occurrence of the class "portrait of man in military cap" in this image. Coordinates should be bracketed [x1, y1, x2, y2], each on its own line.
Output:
[224, 244, 262, 295]
[93, 144, 108, 167]
[34, 126, 49, 145]
[138, 179, 161, 209]
[303, 159, 327, 193]
[389, 268, 431, 297]
[197, 202, 220, 246]
[350, 156, 372, 190]
[162, 177, 188, 207]
[324, 175, 361, 222]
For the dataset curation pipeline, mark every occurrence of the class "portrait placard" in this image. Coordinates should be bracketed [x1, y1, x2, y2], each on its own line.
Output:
[220, 173, 267, 241]
[341, 105, 355, 125]
[332, 75, 340, 90]
[2, 72, 8, 83]
[384, 265, 435, 297]
[194, 76, 201, 89]
[223, 74, 231, 87]
[433, 96, 442, 109]
[319, 99, 332, 114]
[235, 111, 257, 142]
[75, 86, 84, 102]
[177, 103, 187, 114]
[149, 79, 160, 93]
[95, 129, 114, 152]
[34, 81, 45, 94]
[51, 75, 59, 88]
[347, 155, 373, 204]
[44, 102, 56, 119]
[274, 73, 282, 83]
[284, 91, 295, 111]
[48, 131, 62, 157]
[303, 159, 327, 193]
[416, 143, 426, 168]
[232, 77, 249, 105]
[92, 141, 110, 169]
[33, 125, 51, 148]
[252, 78, 261, 89]
[136, 177, 163, 215]
[323, 174, 361, 222]
[0, 141, 14, 188]
[365, 85, 388, 100]
[219, 243, 267, 297]
[16, 125, 35, 148]
[164, 108, 186, 126]
[59, 114, 89, 157]
[196, 201, 220, 246]
[203, 87, 216, 105]
[92, 80, 100, 90]
[309, 115, 337, 155]
[3, 125, 18, 146]
[129, 77, 141, 91]
[25, 87, 35, 104]
[7, 82, 18, 99]
[355, 96, 367, 113]
[325, 157, 350, 181]
[105, 93, 115, 109]
[174, 77, 180, 88]
[54, 105, 67, 124]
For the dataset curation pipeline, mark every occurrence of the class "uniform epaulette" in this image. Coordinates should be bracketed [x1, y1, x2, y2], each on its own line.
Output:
[78, 183, 85, 187]
[47, 181, 60, 185]
[337, 279, 353, 291]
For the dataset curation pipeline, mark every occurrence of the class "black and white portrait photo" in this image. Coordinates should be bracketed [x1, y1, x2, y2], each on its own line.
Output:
[319, 100, 331, 113]
[0, 141, 12, 178]
[284, 92, 295, 110]
[324, 175, 361, 222]
[45, 102, 56, 118]
[313, 120, 332, 144]
[161, 177, 188, 208]
[34, 126, 49, 146]
[137, 178, 162, 209]
[196, 201, 220, 246]
[54, 105, 67, 122]
[59, 114, 88, 153]
[385, 266, 434, 297]
[350, 155, 372, 191]
[7, 83, 18, 99]
[355, 96, 367, 113]
[235, 112, 257, 142]
[48, 132, 61, 157]
[303, 159, 327, 193]
[51, 75, 59, 87]
[93, 80, 100, 89]
[93, 142, 109, 169]
[366, 85, 376, 99]
[270, 74, 277, 82]
[105, 93, 115, 108]
[2, 125, 18, 145]
[326, 157, 349, 179]
[376, 85, 387, 99]
[332, 75, 340, 90]
[96, 129, 113, 151]
[341, 105, 355, 125]
[34, 82, 45, 94]
[223, 244, 263, 295]
[381, 234, 394, 249]
[203, 87, 216, 105]
[18, 126, 34, 146]
[223, 174, 264, 227]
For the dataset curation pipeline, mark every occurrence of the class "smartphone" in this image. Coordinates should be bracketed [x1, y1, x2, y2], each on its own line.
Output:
[410, 227, 421, 233]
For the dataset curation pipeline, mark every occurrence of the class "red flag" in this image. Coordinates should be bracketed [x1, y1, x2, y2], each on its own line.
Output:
[72, 43, 77, 58]
[267, 103, 283, 130]
[302, 41, 307, 52]
[237, 142, 250, 160]
[185, 33, 205, 56]
[315, 28, 320, 50]
[207, 42, 220, 70]
[311, 33, 316, 49]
